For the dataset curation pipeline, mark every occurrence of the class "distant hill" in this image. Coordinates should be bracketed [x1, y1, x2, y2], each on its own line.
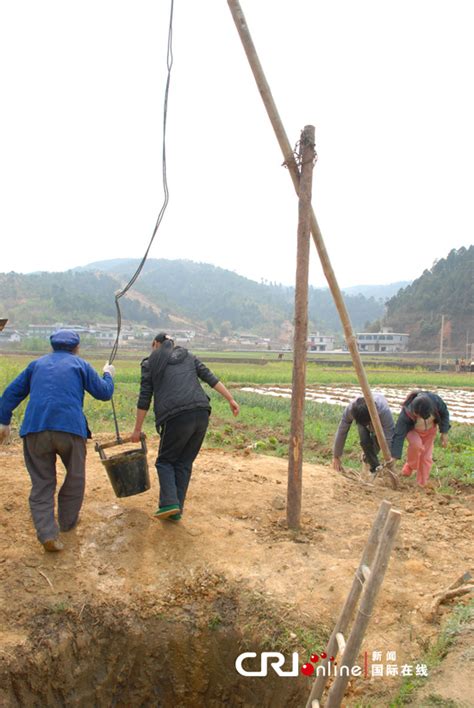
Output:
[77, 258, 385, 336]
[2, 259, 400, 338]
[383, 246, 473, 351]
[6, 253, 470, 350]
[0, 271, 165, 329]
[342, 281, 411, 301]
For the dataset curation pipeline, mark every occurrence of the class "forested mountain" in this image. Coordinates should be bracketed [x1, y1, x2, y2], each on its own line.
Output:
[0, 271, 162, 328]
[4, 251, 470, 348]
[383, 246, 473, 350]
[77, 258, 385, 335]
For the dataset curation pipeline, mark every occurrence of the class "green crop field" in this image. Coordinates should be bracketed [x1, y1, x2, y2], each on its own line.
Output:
[1, 352, 472, 488]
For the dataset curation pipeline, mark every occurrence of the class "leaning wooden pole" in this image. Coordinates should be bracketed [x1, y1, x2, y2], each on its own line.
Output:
[227, 0, 396, 479]
[305, 500, 392, 707]
[325, 508, 401, 707]
[287, 126, 315, 529]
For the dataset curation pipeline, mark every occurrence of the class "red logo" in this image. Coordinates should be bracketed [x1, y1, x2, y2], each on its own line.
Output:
[300, 653, 335, 676]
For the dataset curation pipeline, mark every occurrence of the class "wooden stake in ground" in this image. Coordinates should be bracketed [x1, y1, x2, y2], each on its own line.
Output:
[287, 126, 316, 529]
[227, 0, 397, 486]
[305, 500, 392, 706]
[325, 508, 401, 707]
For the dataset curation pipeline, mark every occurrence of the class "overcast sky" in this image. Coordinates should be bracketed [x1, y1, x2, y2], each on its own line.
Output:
[1, 0, 472, 287]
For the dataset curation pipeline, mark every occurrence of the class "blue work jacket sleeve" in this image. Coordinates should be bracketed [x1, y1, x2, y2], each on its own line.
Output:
[0, 365, 33, 424]
[81, 364, 114, 401]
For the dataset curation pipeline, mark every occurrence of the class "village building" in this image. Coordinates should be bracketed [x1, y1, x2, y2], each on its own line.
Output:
[307, 332, 335, 352]
[356, 329, 409, 352]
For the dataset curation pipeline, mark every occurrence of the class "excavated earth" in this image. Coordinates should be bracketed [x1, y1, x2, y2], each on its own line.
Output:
[0, 439, 473, 707]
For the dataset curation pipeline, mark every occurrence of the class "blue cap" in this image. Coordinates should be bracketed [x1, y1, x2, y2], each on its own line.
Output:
[50, 329, 80, 351]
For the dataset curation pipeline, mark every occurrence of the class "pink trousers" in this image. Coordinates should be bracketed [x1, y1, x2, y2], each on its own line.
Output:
[402, 426, 437, 486]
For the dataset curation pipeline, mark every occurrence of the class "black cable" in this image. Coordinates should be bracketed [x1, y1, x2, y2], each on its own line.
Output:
[109, 0, 174, 366]
[106, 0, 174, 442]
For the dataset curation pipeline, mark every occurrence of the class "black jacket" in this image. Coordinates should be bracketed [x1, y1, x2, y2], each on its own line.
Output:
[391, 391, 450, 459]
[137, 346, 219, 429]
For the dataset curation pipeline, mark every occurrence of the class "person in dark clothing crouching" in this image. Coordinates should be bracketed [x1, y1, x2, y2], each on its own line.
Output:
[131, 333, 239, 520]
[332, 394, 395, 477]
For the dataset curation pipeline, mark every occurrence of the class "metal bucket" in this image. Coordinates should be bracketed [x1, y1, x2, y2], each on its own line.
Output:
[95, 434, 150, 498]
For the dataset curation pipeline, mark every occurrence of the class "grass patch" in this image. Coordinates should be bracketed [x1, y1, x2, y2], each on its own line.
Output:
[389, 600, 474, 706]
[206, 390, 472, 487]
[241, 589, 329, 658]
[207, 614, 222, 630]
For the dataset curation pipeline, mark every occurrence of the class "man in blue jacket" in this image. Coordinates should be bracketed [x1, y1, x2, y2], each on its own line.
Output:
[0, 330, 115, 552]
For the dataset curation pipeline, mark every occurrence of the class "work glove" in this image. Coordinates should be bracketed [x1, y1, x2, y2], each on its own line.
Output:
[0, 424, 11, 443]
[103, 362, 116, 378]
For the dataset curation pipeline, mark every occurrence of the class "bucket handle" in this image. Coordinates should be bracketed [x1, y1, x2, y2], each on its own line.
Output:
[95, 433, 147, 460]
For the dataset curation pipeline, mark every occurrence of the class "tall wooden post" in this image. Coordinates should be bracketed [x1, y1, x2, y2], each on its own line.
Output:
[439, 314, 445, 371]
[227, 0, 396, 473]
[287, 126, 316, 529]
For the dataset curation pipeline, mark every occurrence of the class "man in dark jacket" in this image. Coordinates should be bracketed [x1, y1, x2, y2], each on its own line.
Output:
[332, 394, 395, 477]
[131, 333, 239, 520]
[0, 330, 115, 551]
[391, 390, 450, 486]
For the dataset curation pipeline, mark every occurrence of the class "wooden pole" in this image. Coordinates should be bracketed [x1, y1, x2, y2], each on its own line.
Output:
[439, 314, 445, 371]
[325, 508, 401, 707]
[227, 0, 394, 469]
[305, 500, 392, 707]
[287, 126, 315, 529]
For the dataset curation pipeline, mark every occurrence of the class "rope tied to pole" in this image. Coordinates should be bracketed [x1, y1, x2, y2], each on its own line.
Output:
[283, 137, 318, 170]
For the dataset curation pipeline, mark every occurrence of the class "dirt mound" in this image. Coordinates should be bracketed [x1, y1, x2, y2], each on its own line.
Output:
[0, 441, 473, 706]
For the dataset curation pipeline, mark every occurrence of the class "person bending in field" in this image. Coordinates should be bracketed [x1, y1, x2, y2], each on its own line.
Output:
[131, 333, 239, 520]
[332, 394, 395, 478]
[391, 390, 450, 487]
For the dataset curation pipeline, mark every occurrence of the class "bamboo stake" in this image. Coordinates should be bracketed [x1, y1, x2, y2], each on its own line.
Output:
[227, 0, 396, 477]
[325, 508, 401, 707]
[287, 126, 315, 529]
[305, 500, 392, 706]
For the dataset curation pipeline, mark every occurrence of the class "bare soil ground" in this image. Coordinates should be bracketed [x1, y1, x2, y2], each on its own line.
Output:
[0, 439, 473, 707]
[417, 628, 474, 708]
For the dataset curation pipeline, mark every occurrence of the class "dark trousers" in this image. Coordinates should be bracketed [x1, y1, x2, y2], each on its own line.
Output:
[156, 409, 209, 510]
[23, 431, 86, 543]
[357, 424, 380, 472]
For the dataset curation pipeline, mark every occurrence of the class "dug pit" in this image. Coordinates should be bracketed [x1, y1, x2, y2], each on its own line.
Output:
[0, 599, 308, 707]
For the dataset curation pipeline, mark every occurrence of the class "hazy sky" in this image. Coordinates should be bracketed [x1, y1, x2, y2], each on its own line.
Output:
[1, 0, 472, 287]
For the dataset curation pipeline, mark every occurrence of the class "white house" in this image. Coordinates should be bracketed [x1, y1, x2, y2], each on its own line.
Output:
[356, 330, 409, 352]
[0, 327, 21, 343]
[308, 332, 335, 352]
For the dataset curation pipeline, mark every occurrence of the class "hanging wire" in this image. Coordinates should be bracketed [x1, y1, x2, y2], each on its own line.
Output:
[105, 0, 174, 443]
[109, 0, 174, 366]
